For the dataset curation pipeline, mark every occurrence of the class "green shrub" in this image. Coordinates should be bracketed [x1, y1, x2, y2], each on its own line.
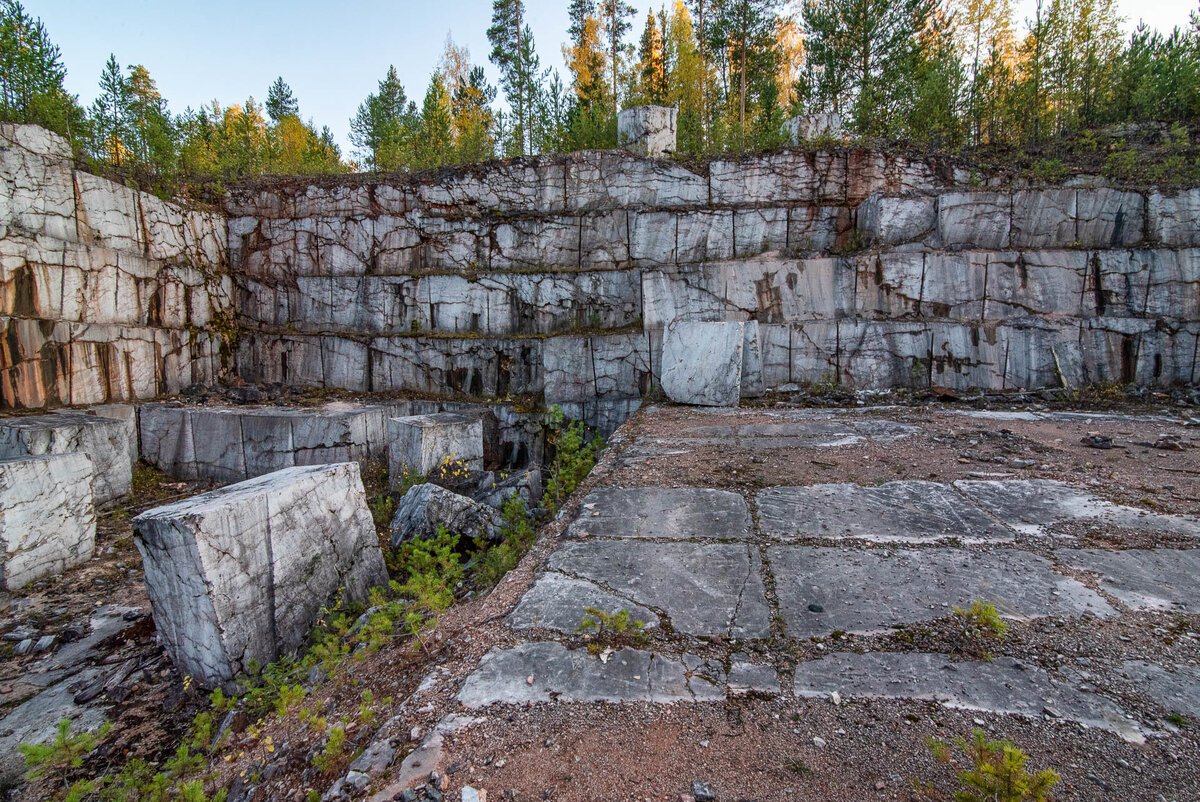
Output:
[928, 728, 1060, 802]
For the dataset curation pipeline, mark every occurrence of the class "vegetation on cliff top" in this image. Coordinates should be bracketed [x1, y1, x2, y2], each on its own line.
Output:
[2, 0, 1200, 191]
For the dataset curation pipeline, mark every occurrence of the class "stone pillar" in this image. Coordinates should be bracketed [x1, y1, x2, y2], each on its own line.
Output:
[618, 105, 678, 157]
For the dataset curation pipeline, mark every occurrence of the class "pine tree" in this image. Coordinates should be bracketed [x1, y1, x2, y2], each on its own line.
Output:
[637, 8, 667, 104]
[124, 64, 175, 172]
[452, 65, 497, 162]
[664, 1, 705, 152]
[709, 0, 782, 145]
[801, 0, 941, 138]
[489, 0, 543, 155]
[601, 0, 637, 108]
[265, 76, 299, 122]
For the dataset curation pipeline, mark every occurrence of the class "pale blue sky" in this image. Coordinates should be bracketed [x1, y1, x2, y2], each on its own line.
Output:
[30, 0, 1200, 157]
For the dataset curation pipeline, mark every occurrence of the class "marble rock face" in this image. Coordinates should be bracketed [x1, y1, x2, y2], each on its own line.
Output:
[388, 413, 484, 481]
[133, 463, 387, 687]
[0, 453, 96, 589]
[617, 105, 677, 157]
[0, 412, 134, 505]
[660, 321, 746, 407]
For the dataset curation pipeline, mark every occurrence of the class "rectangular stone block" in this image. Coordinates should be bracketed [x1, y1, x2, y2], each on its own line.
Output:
[139, 402, 400, 482]
[133, 463, 387, 686]
[388, 413, 484, 481]
[857, 194, 936, 246]
[0, 412, 134, 505]
[0, 453, 95, 589]
[660, 321, 744, 406]
[1150, 188, 1200, 246]
[937, 192, 1011, 249]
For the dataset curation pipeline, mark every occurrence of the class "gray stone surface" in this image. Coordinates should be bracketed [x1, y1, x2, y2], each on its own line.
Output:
[507, 572, 660, 633]
[548, 540, 771, 638]
[0, 453, 95, 589]
[955, 479, 1200, 537]
[457, 642, 733, 707]
[793, 652, 1141, 741]
[1057, 548, 1200, 611]
[388, 483, 500, 547]
[770, 546, 1113, 637]
[133, 463, 387, 686]
[566, 487, 751, 540]
[756, 481, 1014, 543]
[1119, 661, 1200, 717]
[0, 667, 108, 787]
[0, 412, 133, 505]
[617, 105, 677, 157]
[660, 321, 745, 406]
[387, 413, 483, 480]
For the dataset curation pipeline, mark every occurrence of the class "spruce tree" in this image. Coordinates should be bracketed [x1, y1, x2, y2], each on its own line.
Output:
[91, 54, 129, 165]
[349, 66, 416, 170]
[0, 1, 82, 141]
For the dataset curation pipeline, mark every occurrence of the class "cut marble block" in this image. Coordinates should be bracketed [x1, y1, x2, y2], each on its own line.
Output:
[0, 453, 95, 589]
[660, 321, 745, 407]
[133, 463, 388, 686]
[139, 402, 401, 482]
[388, 413, 484, 481]
[617, 105, 677, 157]
[0, 412, 134, 505]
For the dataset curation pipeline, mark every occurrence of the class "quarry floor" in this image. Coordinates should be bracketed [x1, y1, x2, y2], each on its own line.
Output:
[372, 400, 1200, 802]
[5, 397, 1200, 801]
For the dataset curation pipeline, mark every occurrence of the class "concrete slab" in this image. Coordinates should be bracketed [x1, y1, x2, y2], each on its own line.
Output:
[955, 479, 1200, 537]
[1057, 548, 1200, 611]
[548, 540, 771, 638]
[770, 546, 1113, 637]
[1119, 661, 1200, 717]
[457, 642, 735, 707]
[567, 487, 751, 541]
[757, 481, 1013, 543]
[507, 572, 660, 633]
[793, 652, 1141, 742]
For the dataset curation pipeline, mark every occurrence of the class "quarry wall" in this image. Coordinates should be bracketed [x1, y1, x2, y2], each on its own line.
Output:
[0, 125, 230, 409]
[4, 123, 1200, 425]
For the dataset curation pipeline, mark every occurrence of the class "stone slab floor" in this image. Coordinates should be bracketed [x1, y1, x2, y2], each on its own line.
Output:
[375, 403, 1200, 802]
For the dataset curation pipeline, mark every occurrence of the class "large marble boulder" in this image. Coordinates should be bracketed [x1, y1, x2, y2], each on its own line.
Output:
[0, 412, 134, 505]
[660, 321, 745, 407]
[617, 106, 677, 157]
[133, 463, 387, 687]
[388, 413, 484, 482]
[0, 453, 96, 589]
[388, 483, 501, 548]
